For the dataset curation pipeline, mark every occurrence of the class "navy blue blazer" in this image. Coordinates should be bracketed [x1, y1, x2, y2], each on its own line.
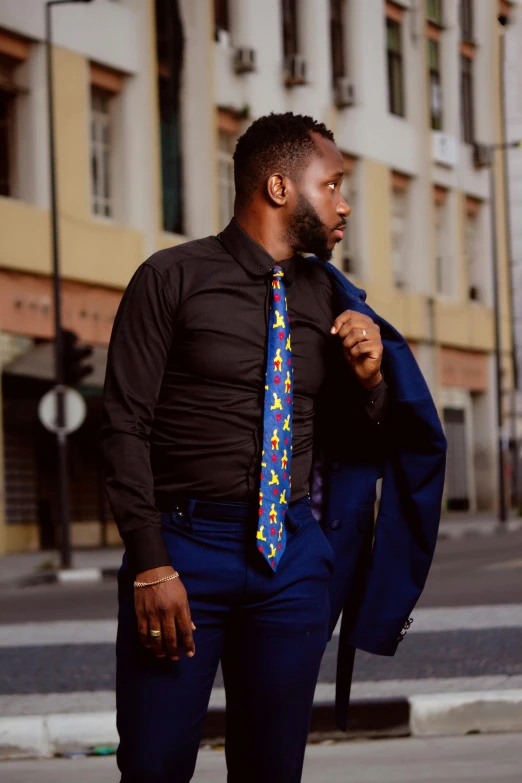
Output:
[309, 258, 447, 729]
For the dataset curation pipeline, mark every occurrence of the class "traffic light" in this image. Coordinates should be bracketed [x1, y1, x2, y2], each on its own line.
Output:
[62, 329, 94, 387]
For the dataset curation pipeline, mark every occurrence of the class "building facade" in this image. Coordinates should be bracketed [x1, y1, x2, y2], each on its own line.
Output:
[0, 0, 516, 554]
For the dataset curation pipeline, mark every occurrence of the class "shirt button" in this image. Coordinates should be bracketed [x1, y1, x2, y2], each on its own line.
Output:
[257, 266, 264, 273]
[329, 519, 341, 531]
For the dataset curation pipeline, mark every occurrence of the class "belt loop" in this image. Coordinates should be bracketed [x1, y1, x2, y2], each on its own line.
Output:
[186, 499, 197, 531]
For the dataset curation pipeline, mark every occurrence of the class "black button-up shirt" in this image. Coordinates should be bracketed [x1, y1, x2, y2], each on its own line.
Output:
[101, 219, 387, 573]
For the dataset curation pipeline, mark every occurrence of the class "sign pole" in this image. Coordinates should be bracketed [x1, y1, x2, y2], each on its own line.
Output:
[46, 2, 71, 568]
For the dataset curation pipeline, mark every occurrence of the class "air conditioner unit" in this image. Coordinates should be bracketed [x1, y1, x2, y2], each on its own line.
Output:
[284, 54, 307, 87]
[472, 143, 492, 169]
[334, 76, 356, 108]
[233, 47, 256, 75]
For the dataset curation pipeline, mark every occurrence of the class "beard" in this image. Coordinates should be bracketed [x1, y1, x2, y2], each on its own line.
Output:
[286, 194, 335, 261]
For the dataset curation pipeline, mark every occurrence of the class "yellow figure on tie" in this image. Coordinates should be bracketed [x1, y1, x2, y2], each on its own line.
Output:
[261, 450, 267, 468]
[278, 521, 283, 541]
[273, 311, 285, 330]
[268, 470, 279, 486]
[270, 393, 283, 411]
[281, 449, 288, 470]
[273, 348, 283, 372]
[286, 334, 291, 351]
[283, 414, 291, 432]
[284, 371, 292, 394]
[271, 429, 279, 450]
[279, 488, 287, 506]
[267, 543, 277, 559]
[269, 503, 277, 524]
[257, 526, 267, 542]
[259, 490, 263, 504]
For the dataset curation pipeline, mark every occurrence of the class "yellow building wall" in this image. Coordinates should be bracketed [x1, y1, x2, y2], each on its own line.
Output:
[0, 47, 144, 290]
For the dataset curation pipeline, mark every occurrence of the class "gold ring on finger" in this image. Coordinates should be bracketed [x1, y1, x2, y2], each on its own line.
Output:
[150, 629, 162, 638]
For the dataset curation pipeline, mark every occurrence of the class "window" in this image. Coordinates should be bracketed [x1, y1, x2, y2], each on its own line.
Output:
[156, 0, 184, 235]
[460, 54, 474, 144]
[282, 0, 299, 58]
[217, 130, 236, 230]
[0, 81, 14, 197]
[90, 87, 112, 217]
[386, 19, 405, 117]
[341, 170, 357, 275]
[460, 0, 473, 42]
[427, 0, 443, 25]
[330, 0, 346, 83]
[391, 173, 410, 288]
[0, 33, 31, 198]
[434, 187, 449, 295]
[428, 39, 443, 130]
[214, 0, 230, 44]
[464, 197, 482, 301]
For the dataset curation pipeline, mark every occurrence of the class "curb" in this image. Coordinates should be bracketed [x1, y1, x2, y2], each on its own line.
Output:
[1, 691, 521, 760]
[18, 567, 120, 587]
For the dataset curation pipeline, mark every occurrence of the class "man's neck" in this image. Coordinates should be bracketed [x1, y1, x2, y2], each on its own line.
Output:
[234, 213, 294, 263]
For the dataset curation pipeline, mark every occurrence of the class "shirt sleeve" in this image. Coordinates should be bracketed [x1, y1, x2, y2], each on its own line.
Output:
[100, 262, 175, 574]
[362, 378, 389, 425]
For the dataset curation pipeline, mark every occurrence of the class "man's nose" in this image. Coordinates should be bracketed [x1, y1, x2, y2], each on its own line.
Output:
[338, 196, 351, 217]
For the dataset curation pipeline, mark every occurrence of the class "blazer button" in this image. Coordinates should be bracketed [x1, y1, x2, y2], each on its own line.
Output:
[329, 519, 341, 530]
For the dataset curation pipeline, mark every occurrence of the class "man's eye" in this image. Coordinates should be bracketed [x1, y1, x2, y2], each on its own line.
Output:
[328, 183, 336, 191]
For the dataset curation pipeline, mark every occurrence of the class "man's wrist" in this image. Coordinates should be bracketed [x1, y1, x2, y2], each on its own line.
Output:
[136, 565, 176, 582]
[358, 371, 383, 391]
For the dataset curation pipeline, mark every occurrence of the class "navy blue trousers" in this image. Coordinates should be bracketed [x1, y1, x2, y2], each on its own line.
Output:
[116, 496, 334, 783]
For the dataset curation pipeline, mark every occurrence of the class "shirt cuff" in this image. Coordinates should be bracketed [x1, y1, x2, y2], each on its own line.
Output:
[362, 378, 388, 424]
[122, 526, 172, 575]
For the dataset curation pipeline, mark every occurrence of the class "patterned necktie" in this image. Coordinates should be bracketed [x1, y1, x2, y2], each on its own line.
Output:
[257, 265, 293, 571]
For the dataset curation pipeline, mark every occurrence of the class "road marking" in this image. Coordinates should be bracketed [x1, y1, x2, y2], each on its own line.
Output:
[332, 604, 522, 636]
[482, 558, 522, 571]
[1, 605, 522, 648]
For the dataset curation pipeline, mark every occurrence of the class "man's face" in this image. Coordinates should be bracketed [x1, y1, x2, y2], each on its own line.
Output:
[286, 134, 350, 261]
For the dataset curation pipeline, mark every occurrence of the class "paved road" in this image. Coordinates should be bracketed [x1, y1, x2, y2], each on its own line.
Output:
[1, 734, 521, 782]
[1, 532, 521, 697]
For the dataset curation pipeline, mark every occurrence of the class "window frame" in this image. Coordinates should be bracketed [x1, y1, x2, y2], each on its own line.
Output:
[282, 0, 299, 58]
[427, 0, 444, 26]
[386, 18, 405, 118]
[90, 85, 114, 219]
[428, 37, 443, 131]
[460, 0, 474, 43]
[330, 0, 346, 84]
[390, 172, 411, 289]
[460, 54, 474, 145]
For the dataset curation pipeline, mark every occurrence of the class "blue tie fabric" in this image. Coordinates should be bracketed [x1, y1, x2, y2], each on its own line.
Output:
[257, 266, 293, 571]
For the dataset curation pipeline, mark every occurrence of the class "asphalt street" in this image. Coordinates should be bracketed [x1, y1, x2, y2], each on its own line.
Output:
[0, 531, 521, 699]
[1, 735, 521, 782]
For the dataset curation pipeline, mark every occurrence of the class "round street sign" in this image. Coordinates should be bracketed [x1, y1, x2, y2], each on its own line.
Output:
[38, 386, 87, 435]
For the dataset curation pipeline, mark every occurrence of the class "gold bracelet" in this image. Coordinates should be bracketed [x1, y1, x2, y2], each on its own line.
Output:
[134, 571, 180, 588]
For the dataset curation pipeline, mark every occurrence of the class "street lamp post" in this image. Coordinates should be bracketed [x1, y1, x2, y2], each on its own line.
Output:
[474, 139, 522, 524]
[45, 0, 94, 569]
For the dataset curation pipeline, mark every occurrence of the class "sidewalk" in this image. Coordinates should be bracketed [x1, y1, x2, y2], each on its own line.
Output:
[1, 734, 521, 783]
[1, 511, 521, 587]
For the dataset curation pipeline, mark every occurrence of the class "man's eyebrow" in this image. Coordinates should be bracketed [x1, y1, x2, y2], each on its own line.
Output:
[327, 170, 344, 179]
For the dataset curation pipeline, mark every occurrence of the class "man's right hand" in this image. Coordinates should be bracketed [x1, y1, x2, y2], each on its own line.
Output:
[134, 566, 196, 661]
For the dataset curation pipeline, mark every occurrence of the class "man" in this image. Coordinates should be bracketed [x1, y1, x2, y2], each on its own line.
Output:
[102, 113, 446, 783]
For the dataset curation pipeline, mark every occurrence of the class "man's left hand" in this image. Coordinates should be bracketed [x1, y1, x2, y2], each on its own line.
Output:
[331, 310, 383, 390]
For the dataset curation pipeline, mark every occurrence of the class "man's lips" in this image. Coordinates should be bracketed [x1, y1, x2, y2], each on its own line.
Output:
[332, 224, 346, 240]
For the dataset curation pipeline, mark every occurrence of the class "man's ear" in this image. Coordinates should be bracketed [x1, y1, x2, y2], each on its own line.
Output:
[267, 173, 288, 206]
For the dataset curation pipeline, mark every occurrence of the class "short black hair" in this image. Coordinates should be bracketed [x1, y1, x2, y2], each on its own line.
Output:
[233, 112, 335, 205]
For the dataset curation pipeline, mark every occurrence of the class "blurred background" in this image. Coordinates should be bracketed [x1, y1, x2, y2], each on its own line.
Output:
[0, 1, 521, 780]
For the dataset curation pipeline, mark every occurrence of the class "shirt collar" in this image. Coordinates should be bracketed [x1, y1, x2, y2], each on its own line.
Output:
[219, 218, 296, 285]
